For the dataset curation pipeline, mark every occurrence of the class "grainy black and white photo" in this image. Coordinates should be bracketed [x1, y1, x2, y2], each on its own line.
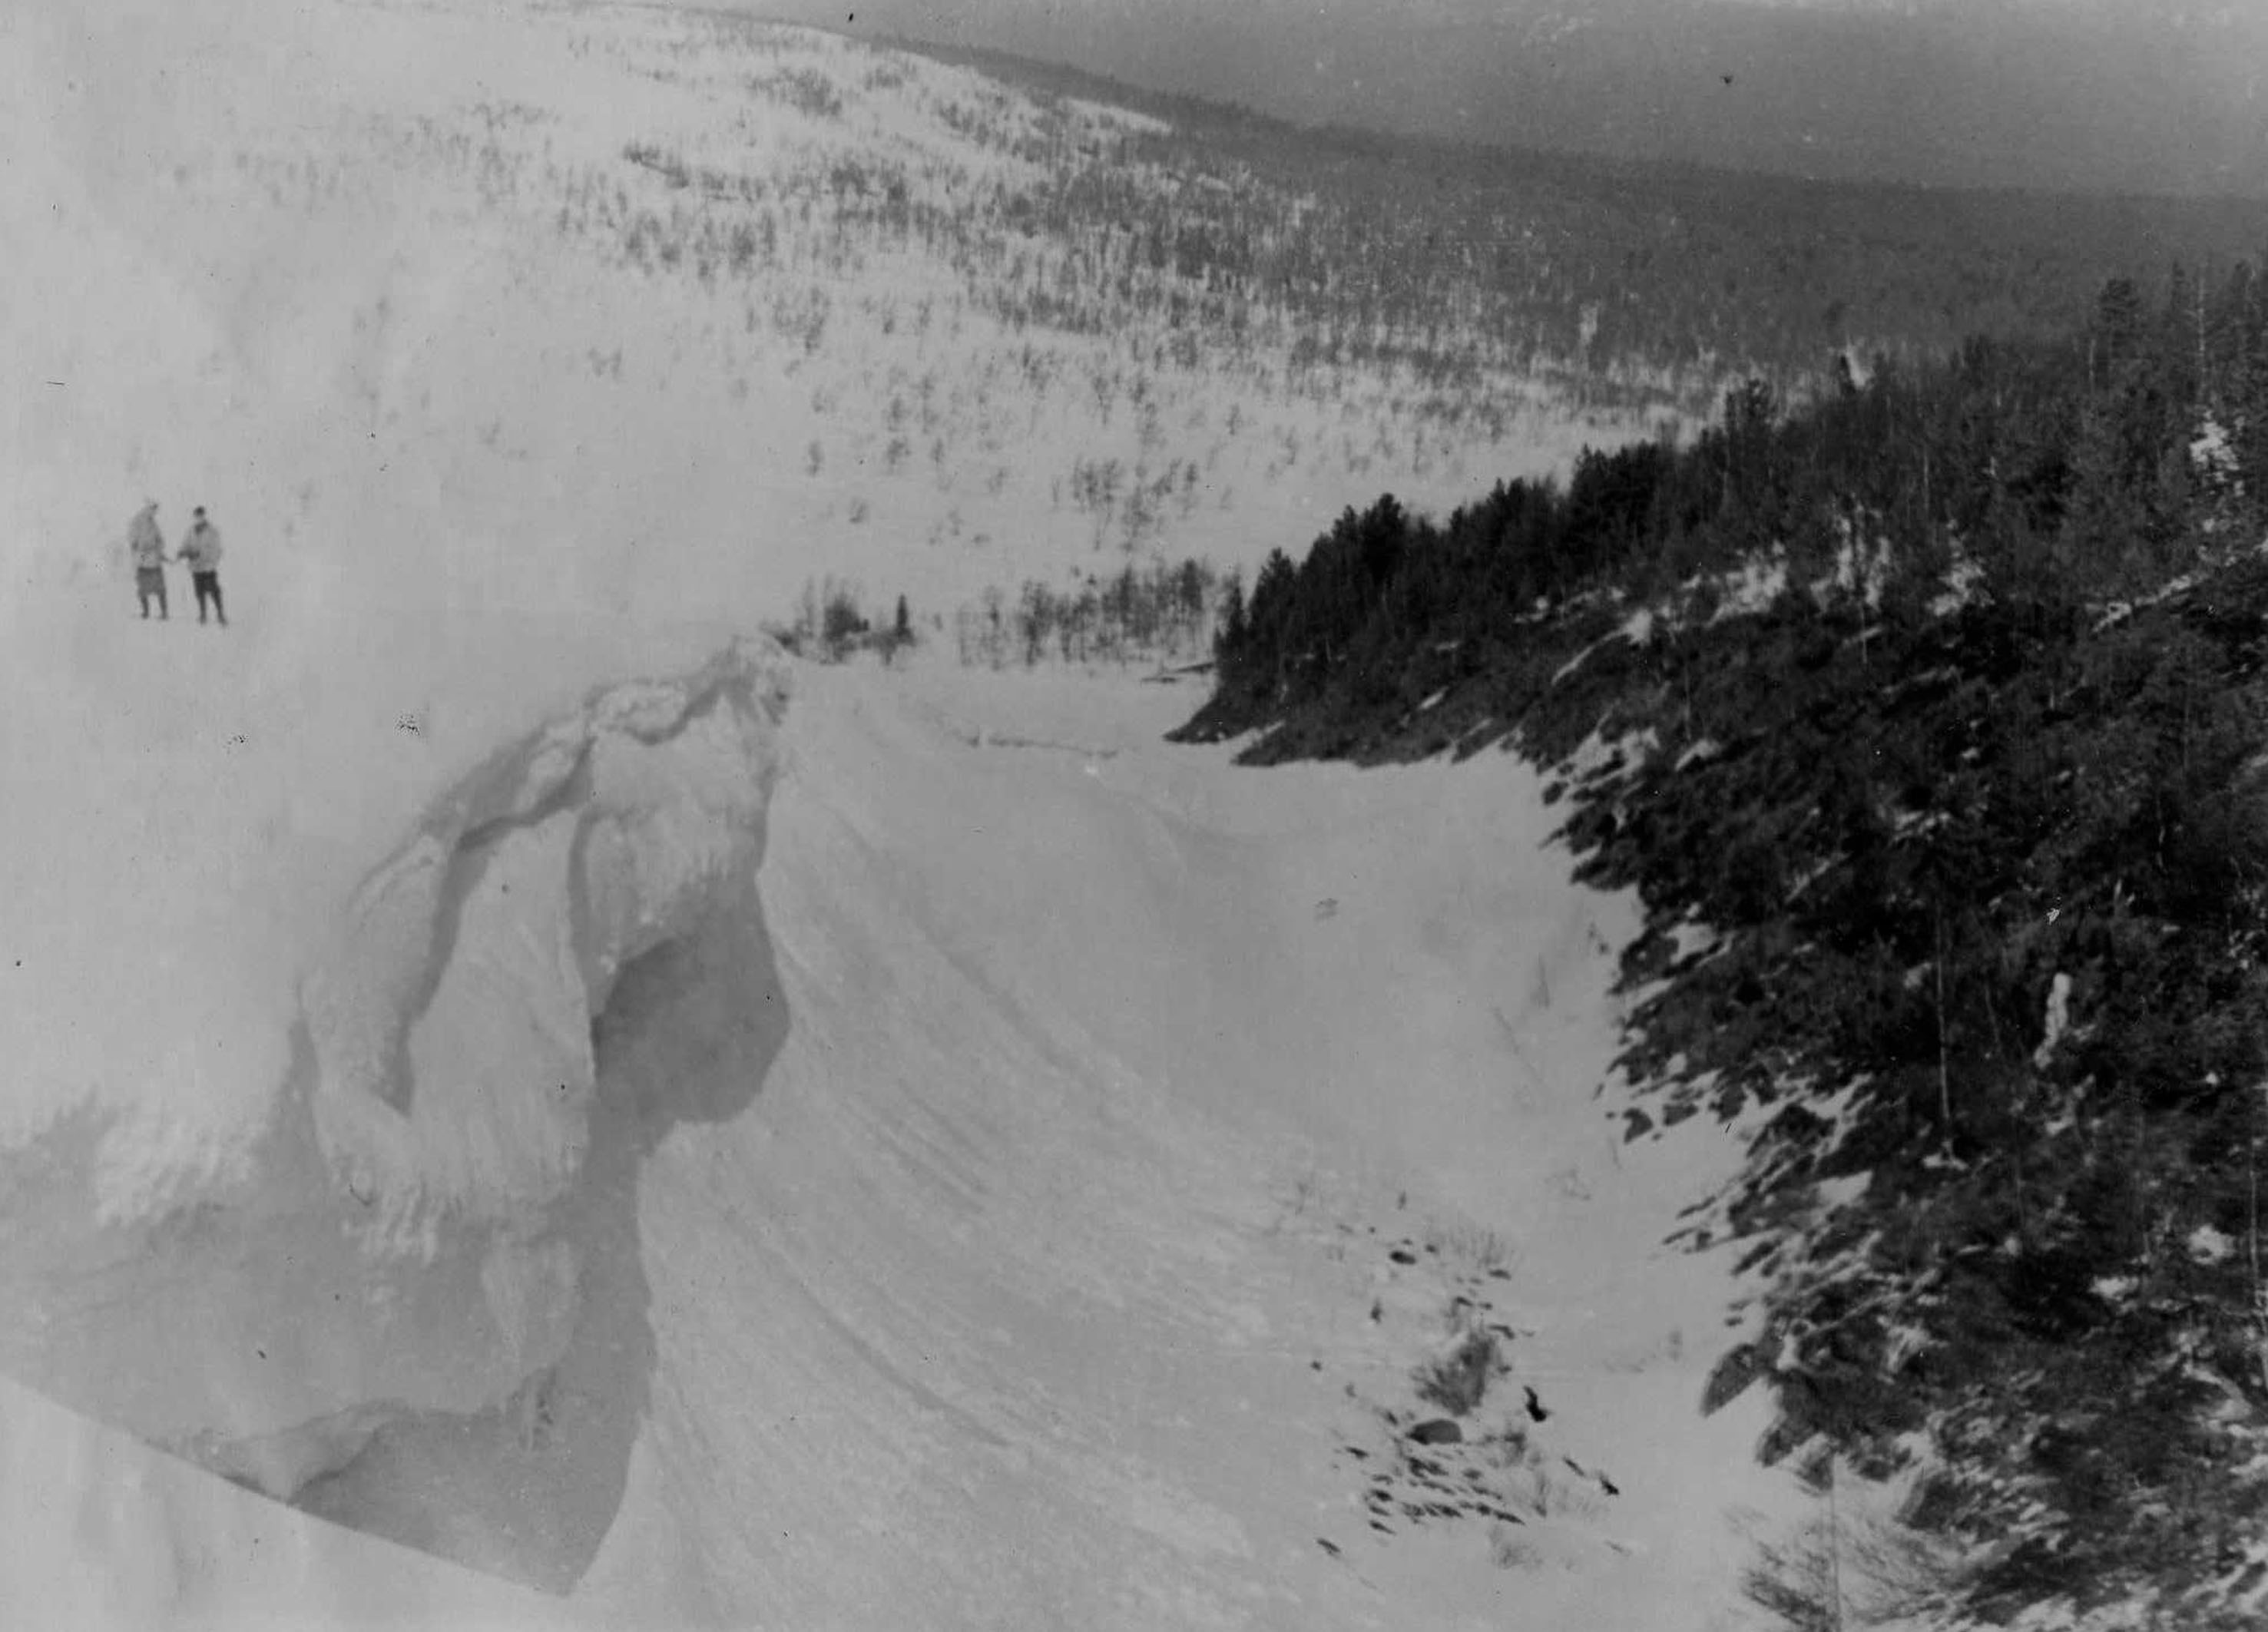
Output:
[4, 0, 2266, 1627]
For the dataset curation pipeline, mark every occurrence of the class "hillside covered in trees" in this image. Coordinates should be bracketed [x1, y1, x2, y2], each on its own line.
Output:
[1177, 261, 2268, 1624]
[896, 35, 2268, 415]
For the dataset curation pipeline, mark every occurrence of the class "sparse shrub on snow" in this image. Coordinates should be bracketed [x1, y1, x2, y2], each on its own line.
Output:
[622, 141, 689, 190]
[1414, 1326, 1499, 1418]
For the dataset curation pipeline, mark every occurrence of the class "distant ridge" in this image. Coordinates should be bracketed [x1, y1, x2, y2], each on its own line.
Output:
[877, 25, 2268, 383]
[889, 26, 2268, 212]
[745, 0, 2268, 200]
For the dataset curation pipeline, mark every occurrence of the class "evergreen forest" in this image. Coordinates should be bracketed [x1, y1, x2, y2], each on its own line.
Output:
[1180, 262, 2268, 1624]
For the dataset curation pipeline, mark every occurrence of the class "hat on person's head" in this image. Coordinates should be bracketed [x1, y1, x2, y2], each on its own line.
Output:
[193, 506, 207, 519]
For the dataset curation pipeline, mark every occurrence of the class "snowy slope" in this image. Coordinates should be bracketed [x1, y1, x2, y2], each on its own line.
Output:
[3, 1, 1796, 1625]
[2, 644, 1799, 1629]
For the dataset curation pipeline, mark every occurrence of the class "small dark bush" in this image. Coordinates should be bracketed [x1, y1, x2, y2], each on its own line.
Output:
[1415, 1327, 1499, 1418]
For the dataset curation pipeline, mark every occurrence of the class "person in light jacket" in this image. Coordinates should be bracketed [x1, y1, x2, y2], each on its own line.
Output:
[128, 501, 170, 620]
[178, 505, 227, 627]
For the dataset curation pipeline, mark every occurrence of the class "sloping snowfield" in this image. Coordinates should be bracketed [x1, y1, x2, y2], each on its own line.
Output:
[2, 1, 1796, 1626]
[3, 649, 1798, 1630]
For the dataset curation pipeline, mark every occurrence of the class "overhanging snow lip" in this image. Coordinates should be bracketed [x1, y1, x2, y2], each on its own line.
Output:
[297, 634, 790, 1240]
[0, 632, 795, 1569]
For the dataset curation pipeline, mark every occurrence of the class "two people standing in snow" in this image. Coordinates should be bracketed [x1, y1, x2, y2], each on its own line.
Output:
[128, 502, 227, 626]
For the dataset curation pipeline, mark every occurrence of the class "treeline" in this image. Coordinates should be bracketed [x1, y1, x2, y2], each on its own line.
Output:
[955, 557, 1221, 670]
[1193, 260, 2268, 746]
[1179, 260, 2268, 1625]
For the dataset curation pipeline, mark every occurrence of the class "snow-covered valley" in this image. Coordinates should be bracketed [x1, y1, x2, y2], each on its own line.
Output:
[2, 1, 1800, 1624]
[2, 644, 1800, 1629]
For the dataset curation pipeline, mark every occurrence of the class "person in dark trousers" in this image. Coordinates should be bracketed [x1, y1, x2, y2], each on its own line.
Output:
[128, 501, 171, 619]
[178, 505, 227, 626]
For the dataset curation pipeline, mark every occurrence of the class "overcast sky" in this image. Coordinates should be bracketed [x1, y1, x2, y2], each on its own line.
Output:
[733, 0, 2267, 197]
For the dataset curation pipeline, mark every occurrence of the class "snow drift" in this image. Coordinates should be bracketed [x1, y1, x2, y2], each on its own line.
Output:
[0, 639, 790, 1569]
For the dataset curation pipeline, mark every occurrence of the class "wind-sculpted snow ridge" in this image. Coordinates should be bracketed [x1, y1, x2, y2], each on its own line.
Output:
[302, 637, 787, 1255]
[0, 637, 790, 1549]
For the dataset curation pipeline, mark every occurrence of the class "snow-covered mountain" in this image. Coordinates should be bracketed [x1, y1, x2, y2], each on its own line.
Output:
[2, 2, 1804, 1626]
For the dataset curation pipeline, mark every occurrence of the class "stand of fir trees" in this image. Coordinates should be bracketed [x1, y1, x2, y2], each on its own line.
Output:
[1179, 262, 2268, 1625]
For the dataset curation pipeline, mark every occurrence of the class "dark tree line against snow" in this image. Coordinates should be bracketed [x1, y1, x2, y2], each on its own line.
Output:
[771, 576, 921, 664]
[956, 557, 1221, 670]
[1180, 260, 2268, 1626]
